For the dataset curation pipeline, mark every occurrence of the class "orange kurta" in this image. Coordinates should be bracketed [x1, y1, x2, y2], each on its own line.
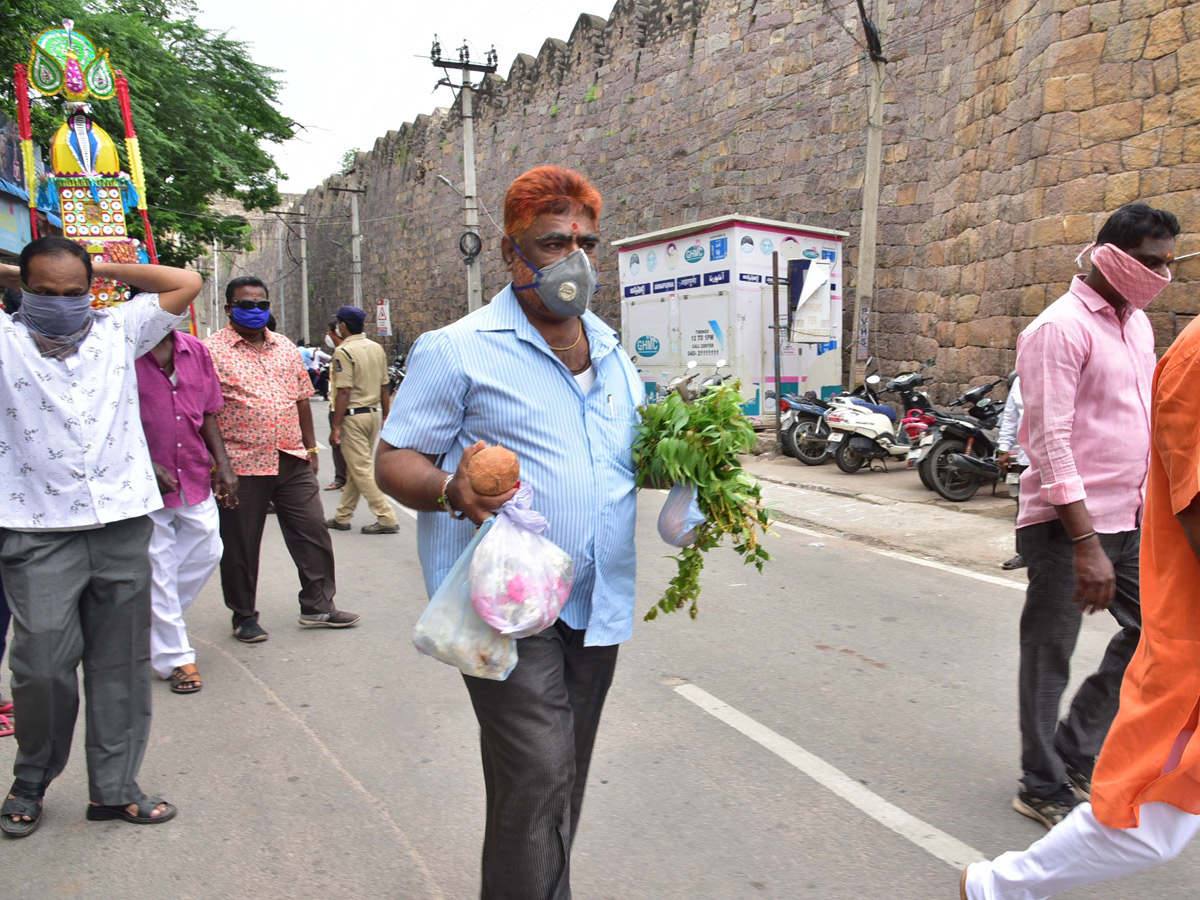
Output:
[1091, 315, 1200, 829]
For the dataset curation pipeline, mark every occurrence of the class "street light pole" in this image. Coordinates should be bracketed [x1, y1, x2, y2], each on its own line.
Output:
[432, 38, 497, 313]
[852, 0, 889, 388]
[299, 204, 310, 343]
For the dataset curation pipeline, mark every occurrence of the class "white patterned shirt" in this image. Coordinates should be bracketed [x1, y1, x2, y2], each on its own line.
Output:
[0, 293, 180, 530]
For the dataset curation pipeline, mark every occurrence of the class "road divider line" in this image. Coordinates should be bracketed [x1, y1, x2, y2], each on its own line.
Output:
[675, 683, 985, 869]
[195, 637, 446, 899]
[773, 521, 1024, 592]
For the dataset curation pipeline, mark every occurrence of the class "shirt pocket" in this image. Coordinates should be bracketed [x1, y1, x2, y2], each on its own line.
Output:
[596, 403, 639, 478]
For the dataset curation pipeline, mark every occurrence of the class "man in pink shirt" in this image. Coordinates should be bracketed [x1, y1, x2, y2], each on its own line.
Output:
[136, 328, 238, 694]
[1011, 203, 1179, 829]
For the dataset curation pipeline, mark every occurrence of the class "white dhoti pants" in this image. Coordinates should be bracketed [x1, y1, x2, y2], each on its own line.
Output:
[148, 495, 222, 678]
[966, 730, 1200, 900]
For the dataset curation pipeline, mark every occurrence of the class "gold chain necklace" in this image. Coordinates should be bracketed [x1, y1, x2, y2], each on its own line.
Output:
[548, 322, 584, 352]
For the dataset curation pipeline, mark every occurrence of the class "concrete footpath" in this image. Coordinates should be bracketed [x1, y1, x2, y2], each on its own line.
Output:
[742, 452, 1025, 583]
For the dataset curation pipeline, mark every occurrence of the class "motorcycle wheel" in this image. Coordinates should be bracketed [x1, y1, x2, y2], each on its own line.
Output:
[785, 418, 830, 466]
[928, 438, 981, 502]
[917, 448, 937, 491]
[834, 438, 866, 474]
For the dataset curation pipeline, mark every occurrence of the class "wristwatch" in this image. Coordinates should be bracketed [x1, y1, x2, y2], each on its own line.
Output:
[438, 473, 466, 519]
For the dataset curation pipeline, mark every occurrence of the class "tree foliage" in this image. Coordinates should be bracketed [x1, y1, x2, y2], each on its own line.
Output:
[0, 0, 293, 266]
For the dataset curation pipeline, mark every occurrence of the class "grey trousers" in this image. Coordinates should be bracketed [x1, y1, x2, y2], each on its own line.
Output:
[462, 621, 619, 900]
[0, 516, 155, 804]
[1016, 521, 1142, 796]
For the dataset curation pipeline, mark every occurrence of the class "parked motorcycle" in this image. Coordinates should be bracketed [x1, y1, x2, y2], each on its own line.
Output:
[387, 350, 406, 396]
[781, 358, 895, 466]
[915, 379, 1006, 501]
[825, 376, 911, 473]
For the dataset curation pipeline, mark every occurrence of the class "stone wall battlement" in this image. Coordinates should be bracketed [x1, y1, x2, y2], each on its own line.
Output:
[229, 0, 1200, 403]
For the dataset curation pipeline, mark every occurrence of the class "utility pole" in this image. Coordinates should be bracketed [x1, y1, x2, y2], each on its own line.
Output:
[432, 37, 497, 312]
[330, 179, 366, 310]
[276, 216, 287, 335]
[851, 0, 888, 388]
[299, 204, 310, 343]
[210, 236, 218, 337]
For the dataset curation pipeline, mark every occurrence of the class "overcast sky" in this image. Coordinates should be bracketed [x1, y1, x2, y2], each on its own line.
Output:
[194, 0, 607, 192]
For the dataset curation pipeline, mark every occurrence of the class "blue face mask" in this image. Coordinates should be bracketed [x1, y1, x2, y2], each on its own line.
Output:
[230, 306, 270, 329]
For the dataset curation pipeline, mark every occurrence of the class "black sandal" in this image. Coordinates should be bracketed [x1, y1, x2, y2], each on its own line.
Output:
[168, 665, 203, 694]
[87, 796, 177, 825]
[1, 779, 46, 838]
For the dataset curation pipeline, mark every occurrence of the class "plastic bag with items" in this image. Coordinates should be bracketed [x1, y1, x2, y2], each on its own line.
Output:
[469, 484, 575, 639]
[657, 481, 706, 547]
[412, 517, 518, 681]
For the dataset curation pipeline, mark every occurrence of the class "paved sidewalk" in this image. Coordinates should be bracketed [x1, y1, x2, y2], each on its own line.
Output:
[742, 453, 1026, 582]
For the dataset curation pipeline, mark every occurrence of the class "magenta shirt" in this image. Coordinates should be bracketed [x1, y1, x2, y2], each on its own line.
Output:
[1015, 275, 1156, 532]
[136, 331, 225, 509]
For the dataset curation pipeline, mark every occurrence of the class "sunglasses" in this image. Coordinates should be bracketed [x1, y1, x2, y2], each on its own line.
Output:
[232, 300, 270, 310]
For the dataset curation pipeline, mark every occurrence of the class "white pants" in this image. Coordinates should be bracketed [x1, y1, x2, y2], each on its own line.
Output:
[148, 495, 222, 678]
[966, 730, 1200, 900]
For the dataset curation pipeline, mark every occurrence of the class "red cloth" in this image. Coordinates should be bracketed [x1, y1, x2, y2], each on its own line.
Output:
[204, 326, 313, 476]
[135, 331, 224, 509]
[1016, 275, 1155, 532]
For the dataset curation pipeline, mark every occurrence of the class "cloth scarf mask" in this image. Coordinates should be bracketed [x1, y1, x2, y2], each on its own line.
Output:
[14, 289, 97, 360]
[1077, 242, 1171, 310]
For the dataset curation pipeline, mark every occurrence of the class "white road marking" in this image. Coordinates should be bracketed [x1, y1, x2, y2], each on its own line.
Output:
[675, 683, 985, 869]
[196, 637, 446, 899]
[387, 497, 419, 520]
[773, 521, 1024, 592]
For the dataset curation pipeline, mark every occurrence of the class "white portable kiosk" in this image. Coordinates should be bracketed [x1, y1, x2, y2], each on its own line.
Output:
[614, 215, 849, 419]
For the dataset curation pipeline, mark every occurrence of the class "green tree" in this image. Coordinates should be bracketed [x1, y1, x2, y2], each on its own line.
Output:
[0, 0, 293, 266]
[340, 147, 360, 173]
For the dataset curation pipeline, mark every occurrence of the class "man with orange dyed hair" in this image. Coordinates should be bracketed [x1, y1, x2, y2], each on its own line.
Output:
[377, 166, 643, 899]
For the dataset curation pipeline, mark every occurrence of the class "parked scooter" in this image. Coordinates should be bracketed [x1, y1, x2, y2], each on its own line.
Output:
[825, 376, 911, 473]
[915, 379, 1006, 501]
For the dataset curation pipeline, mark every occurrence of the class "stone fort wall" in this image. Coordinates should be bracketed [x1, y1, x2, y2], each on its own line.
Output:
[231, 0, 1200, 401]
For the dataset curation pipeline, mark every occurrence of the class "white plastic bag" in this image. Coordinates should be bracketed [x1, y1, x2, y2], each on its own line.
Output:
[657, 481, 706, 547]
[413, 518, 518, 681]
[469, 484, 574, 639]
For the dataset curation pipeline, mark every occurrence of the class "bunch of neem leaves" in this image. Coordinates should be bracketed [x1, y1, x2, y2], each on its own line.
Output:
[633, 382, 774, 620]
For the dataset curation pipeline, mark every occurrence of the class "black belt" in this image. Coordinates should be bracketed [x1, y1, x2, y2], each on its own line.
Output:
[345, 407, 377, 416]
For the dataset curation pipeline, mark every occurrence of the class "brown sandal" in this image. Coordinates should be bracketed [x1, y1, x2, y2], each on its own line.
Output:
[168, 665, 202, 694]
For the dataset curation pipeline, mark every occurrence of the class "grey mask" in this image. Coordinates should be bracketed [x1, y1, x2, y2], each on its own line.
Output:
[512, 246, 598, 318]
[18, 289, 95, 337]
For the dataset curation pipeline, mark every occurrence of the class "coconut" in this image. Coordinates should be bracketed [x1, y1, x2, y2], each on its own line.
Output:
[468, 445, 520, 496]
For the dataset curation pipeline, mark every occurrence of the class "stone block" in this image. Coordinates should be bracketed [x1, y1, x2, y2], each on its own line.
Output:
[1179, 41, 1200, 86]
[1078, 100, 1143, 142]
[1173, 85, 1200, 124]
[966, 317, 1017, 349]
[1106, 20, 1151, 64]
[1048, 33, 1108, 71]
[1147, 8, 1186, 59]
[1020, 285, 1048, 316]
[1061, 5, 1092, 39]
[1065, 74, 1095, 110]
[955, 294, 981, 322]
[1153, 55, 1180, 93]
[1093, 63, 1132, 105]
[1063, 213, 1096, 244]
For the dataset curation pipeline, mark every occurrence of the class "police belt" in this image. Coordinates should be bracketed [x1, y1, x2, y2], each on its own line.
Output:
[344, 407, 377, 416]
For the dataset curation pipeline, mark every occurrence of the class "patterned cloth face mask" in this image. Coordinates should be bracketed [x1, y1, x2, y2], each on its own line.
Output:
[1076, 242, 1171, 310]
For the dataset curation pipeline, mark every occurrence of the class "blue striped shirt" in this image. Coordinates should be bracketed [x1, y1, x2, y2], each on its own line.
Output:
[381, 284, 643, 646]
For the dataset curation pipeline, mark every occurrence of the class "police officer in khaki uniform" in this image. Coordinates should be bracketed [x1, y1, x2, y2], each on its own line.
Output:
[324, 305, 399, 534]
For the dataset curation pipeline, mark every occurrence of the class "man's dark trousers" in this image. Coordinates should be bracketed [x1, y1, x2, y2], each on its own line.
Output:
[462, 620, 619, 900]
[0, 516, 155, 804]
[327, 407, 346, 486]
[1016, 520, 1142, 796]
[218, 451, 337, 626]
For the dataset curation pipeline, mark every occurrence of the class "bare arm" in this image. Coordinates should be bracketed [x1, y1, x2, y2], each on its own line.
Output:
[380, 382, 391, 420]
[92, 262, 202, 316]
[375, 440, 516, 525]
[331, 386, 352, 445]
[0, 263, 18, 290]
[199, 413, 238, 508]
[297, 399, 319, 475]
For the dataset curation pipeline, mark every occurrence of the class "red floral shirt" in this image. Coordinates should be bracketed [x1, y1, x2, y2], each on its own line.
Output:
[205, 326, 313, 476]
